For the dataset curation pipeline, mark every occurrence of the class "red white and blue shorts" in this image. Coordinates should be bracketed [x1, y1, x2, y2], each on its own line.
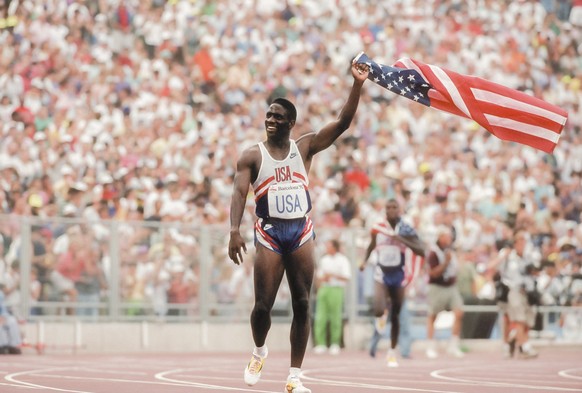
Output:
[254, 216, 314, 255]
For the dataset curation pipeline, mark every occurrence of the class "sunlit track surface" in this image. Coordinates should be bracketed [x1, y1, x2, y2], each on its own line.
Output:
[1, 348, 581, 393]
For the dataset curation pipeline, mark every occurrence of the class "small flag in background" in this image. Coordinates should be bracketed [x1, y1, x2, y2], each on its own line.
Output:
[355, 52, 568, 153]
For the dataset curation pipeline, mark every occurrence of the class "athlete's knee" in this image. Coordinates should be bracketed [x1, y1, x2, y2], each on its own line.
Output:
[252, 300, 272, 318]
[291, 297, 310, 321]
[391, 305, 402, 322]
[390, 310, 400, 325]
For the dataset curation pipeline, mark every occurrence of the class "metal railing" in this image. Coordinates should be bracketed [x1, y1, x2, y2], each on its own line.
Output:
[1, 214, 581, 341]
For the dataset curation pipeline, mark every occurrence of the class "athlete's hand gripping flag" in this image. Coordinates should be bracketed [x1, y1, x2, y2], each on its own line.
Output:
[354, 52, 568, 153]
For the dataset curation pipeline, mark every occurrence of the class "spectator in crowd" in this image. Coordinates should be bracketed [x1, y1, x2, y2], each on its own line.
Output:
[560, 293, 582, 342]
[0, 288, 22, 354]
[0, 0, 578, 344]
[75, 245, 107, 318]
[313, 239, 351, 355]
[425, 225, 465, 359]
[490, 231, 540, 358]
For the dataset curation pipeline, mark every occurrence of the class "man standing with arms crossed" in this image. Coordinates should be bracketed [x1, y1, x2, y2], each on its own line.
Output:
[228, 58, 369, 393]
[313, 239, 352, 355]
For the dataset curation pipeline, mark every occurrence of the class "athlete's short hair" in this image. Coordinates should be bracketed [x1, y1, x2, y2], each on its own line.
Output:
[272, 97, 297, 122]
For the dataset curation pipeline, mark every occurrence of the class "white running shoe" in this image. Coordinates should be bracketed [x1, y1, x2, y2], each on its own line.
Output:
[313, 345, 327, 355]
[244, 353, 266, 386]
[426, 348, 438, 359]
[447, 346, 465, 358]
[329, 344, 341, 356]
[285, 376, 311, 393]
[386, 350, 399, 368]
[519, 348, 539, 359]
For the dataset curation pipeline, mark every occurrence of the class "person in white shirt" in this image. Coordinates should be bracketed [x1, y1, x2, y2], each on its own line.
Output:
[490, 231, 539, 359]
[313, 239, 351, 355]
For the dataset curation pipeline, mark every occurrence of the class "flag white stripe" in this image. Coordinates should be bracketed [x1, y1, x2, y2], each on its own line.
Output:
[397, 58, 431, 83]
[429, 65, 471, 118]
[484, 114, 561, 143]
[472, 89, 567, 126]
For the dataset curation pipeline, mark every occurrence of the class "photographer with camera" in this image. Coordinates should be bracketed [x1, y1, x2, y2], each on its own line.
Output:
[489, 230, 540, 359]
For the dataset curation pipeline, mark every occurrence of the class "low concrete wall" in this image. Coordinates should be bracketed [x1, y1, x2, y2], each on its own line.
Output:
[23, 321, 566, 355]
[23, 321, 376, 354]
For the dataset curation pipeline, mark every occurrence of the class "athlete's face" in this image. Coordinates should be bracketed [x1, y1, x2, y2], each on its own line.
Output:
[385, 200, 400, 221]
[265, 104, 294, 137]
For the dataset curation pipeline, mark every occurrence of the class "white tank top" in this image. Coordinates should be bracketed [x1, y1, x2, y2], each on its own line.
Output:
[252, 140, 311, 219]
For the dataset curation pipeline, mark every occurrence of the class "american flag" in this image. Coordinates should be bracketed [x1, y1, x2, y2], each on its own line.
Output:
[401, 248, 424, 288]
[355, 52, 568, 153]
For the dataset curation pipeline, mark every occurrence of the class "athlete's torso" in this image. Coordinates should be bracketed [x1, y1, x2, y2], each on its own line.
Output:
[252, 140, 312, 219]
[372, 220, 409, 271]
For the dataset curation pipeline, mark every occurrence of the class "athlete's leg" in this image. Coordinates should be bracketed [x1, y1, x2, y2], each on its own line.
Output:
[388, 286, 404, 350]
[372, 281, 389, 317]
[251, 244, 285, 347]
[285, 240, 315, 368]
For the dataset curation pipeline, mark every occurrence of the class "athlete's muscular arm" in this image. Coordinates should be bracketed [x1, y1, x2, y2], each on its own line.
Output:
[360, 233, 378, 271]
[228, 147, 258, 265]
[298, 61, 369, 159]
[393, 235, 426, 257]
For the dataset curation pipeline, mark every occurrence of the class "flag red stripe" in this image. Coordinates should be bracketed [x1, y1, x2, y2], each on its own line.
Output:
[447, 72, 566, 135]
[372, 54, 568, 153]
[485, 124, 557, 152]
[407, 59, 566, 153]
[476, 100, 563, 134]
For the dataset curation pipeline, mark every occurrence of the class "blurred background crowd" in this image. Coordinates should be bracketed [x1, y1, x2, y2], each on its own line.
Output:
[0, 0, 581, 333]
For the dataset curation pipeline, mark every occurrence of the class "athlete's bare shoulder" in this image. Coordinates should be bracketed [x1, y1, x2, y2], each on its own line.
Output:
[295, 132, 316, 159]
[238, 143, 261, 166]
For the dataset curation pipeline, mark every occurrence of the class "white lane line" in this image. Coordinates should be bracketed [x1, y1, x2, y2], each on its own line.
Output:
[5, 367, 207, 392]
[300, 369, 463, 393]
[5, 368, 92, 393]
[155, 368, 280, 392]
[0, 381, 40, 389]
[558, 369, 582, 381]
[431, 367, 582, 391]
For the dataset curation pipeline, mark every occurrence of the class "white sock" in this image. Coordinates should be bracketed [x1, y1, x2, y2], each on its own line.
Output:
[288, 367, 301, 379]
[254, 345, 268, 358]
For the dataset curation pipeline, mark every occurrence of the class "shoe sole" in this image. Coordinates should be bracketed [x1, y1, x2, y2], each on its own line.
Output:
[244, 368, 261, 386]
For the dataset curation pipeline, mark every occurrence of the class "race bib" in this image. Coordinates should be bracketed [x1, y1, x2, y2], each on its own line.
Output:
[268, 183, 309, 219]
[376, 245, 401, 267]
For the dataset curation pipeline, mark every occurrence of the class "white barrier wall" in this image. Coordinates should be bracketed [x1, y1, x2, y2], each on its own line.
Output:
[23, 322, 374, 354]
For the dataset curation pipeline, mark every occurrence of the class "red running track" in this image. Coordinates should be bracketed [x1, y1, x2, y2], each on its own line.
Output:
[1, 347, 581, 392]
